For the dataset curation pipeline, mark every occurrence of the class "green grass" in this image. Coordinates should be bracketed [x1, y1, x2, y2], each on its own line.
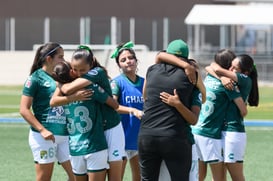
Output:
[0, 123, 68, 180]
[0, 85, 272, 180]
[1, 85, 272, 120]
[0, 85, 22, 116]
[0, 123, 132, 180]
[0, 123, 272, 180]
[246, 86, 273, 120]
[205, 127, 273, 181]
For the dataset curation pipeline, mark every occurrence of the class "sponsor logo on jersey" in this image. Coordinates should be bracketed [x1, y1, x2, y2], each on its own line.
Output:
[228, 153, 234, 160]
[24, 76, 32, 88]
[112, 150, 119, 157]
[51, 106, 65, 116]
[40, 150, 48, 159]
[25, 80, 32, 88]
[88, 69, 99, 76]
[43, 81, 51, 87]
[110, 81, 117, 90]
[241, 73, 248, 78]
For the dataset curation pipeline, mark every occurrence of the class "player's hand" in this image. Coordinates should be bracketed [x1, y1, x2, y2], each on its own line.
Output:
[40, 128, 55, 143]
[221, 77, 234, 90]
[130, 108, 144, 120]
[160, 89, 181, 107]
[73, 89, 93, 101]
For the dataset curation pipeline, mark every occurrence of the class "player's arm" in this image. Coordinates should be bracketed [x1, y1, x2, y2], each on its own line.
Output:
[20, 95, 55, 142]
[142, 79, 147, 101]
[113, 95, 143, 119]
[160, 89, 200, 125]
[195, 70, 206, 103]
[233, 97, 248, 117]
[91, 84, 119, 110]
[205, 65, 221, 79]
[155, 52, 196, 84]
[105, 96, 119, 110]
[210, 62, 238, 82]
[206, 65, 234, 91]
[50, 82, 92, 107]
[20, 95, 45, 133]
[156, 52, 206, 101]
[111, 80, 143, 119]
[227, 85, 247, 117]
[61, 77, 92, 95]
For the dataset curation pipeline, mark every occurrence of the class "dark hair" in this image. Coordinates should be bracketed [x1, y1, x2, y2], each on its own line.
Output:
[214, 49, 236, 69]
[30, 42, 62, 75]
[52, 61, 75, 83]
[237, 54, 259, 106]
[72, 46, 109, 77]
[114, 42, 137, 66]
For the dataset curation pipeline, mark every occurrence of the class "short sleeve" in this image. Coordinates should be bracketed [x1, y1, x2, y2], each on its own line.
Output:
[91, 84, 109, 103]
[191, 88, 202, 108]
[22, 75, 38, 97]
[110, 79, 119, 96]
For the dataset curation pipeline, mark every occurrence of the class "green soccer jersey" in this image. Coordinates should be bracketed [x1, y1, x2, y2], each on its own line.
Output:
[65, 84, 108, 156]
[191, 74, 241, 139]
[223, 73, 252, 132]
[81, 67, 120, 130]
[22, 69, 68, 135]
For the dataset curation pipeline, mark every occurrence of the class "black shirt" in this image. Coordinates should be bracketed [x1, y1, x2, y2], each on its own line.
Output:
[140, 62, 194, 138]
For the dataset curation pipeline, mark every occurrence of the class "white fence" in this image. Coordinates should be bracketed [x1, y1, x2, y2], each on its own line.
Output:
[0, 50, 157, 85]
[1, 50, 272, 85]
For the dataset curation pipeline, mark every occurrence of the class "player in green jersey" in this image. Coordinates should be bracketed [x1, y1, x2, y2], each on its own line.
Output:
[20, 43, 74, 181]
[206, 54, 259, 181]
[50, 60, 119, 181]
[192, 49, 250, 181]
[55, 46, 125, 181]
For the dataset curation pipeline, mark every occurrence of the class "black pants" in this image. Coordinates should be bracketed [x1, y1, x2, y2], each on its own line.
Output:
[138, 135, 192, 181]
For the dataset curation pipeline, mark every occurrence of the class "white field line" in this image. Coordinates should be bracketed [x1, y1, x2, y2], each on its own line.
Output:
[246, 127, 273, 130]
[0, 105, 19, 108]
[0, 123, 29, 128]
[0, 112, 21, 117]
[0, 90, 21, 95]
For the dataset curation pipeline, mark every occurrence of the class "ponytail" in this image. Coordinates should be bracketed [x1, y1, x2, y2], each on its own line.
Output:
[248, 64, 259, 106]
[30, 42, 61, 75]
[237, 54, 259, 107]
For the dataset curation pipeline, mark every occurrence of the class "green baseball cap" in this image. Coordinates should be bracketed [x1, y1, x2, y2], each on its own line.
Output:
[166, 39, 189, 58]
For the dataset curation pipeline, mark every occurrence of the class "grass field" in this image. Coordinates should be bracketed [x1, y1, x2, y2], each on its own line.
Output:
[0, 123, 272, 180]
[0, 85, 272, 180]
[0, 85, 272, 119]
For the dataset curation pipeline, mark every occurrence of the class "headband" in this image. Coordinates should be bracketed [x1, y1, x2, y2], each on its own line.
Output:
[253, 63, 257, 72]
[78, 45, 91, 52]
[43, 46, 61, 58]
[110, 41, 134, 59]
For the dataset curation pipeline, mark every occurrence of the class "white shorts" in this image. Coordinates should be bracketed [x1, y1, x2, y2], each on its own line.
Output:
[222, 131, 246, 163]
[159, 160, 169, 181]
[28, 129, 70, 164]
[194, 134, 223, 163]
[104, 122, 126, 161]
[159, 144, 198, 181]
[190, 144, 198, 181]
[70, 149, 109, 175]
[125, 150, 138, 160]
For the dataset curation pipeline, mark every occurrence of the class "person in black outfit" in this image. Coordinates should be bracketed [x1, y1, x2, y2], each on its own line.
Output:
[138, 39, 198, 181]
